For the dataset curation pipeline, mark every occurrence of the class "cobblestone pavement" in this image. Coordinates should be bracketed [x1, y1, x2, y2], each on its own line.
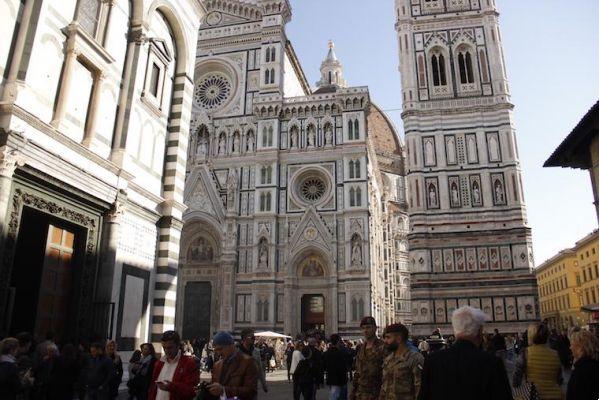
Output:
[118, 369, 328, 399]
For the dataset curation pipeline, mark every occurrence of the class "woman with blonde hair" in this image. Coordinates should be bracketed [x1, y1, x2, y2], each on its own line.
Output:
[106, 340, 123, 399]
[513, 322, 563, 400]
[567, 330, 599, 400]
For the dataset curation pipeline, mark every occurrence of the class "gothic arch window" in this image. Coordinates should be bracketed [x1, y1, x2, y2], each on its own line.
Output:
[349, 187, 356, 207]
[270, 68, 275, 84]
[457, 48, 475, 84]
[266, 48, 271, 63]
[259, 192, 272, 212]
[430, 52, 447, 86]
[349, 160, 355, 179]
[354, 120, 360, 140]
[261, 127, 268, 147]
[271, 48, 276, 62]
[348, 120, 354, 140]
[267, 126, 274, 147]
[264, 69, 270, 85]
[261, 166, 273, 184]
[328, 71, 332, 84]
[76, 0, 111, 43]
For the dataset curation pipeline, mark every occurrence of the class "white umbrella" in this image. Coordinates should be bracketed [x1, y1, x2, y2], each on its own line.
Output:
[254, 331, 292, 339]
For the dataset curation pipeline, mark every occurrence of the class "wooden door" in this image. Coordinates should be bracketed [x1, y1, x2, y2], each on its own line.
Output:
[34, 225, 75, 341]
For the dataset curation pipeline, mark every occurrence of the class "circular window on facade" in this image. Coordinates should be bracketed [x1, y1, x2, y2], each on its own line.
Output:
[300, 177, 326, 202]
[195, 73, 232, 110]
[291, 167, 332, 207]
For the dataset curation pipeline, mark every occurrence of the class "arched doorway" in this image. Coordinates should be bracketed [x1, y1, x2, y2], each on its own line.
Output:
[291, 255, 333, 335]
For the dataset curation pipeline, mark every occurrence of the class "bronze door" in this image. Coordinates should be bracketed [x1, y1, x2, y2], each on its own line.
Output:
[34, 225, 75, 341]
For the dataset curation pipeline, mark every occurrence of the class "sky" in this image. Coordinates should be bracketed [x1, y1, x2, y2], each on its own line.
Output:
[286, 0, 599, 267]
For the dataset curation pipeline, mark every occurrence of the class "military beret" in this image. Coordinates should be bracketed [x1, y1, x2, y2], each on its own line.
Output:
[360, 316, 377, 327]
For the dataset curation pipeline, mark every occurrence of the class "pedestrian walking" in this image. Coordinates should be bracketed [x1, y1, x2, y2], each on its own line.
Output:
[566, 330, 599, 400]
[127, 343, 156, 400]
[349, 317, 385, 400]
[418, 306, 512, 400]
[293, 345, 320, 400]
[286, 342, 295, 381]
[291, 341, 306, 400]
[149, 330, 199, 400]
[0, 337, 23, 400]
[84, 342, 115, 400]
[323, 334, 349, 400]
[513, 322, 562, 400]
[379, 323, 424, 400]
[239, 328, 268, 393]
[208, 331, 258, 400]
[31, 342, 59, 399]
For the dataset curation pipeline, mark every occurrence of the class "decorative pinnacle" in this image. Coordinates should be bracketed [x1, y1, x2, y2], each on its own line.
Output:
[328, 40, 334, 49]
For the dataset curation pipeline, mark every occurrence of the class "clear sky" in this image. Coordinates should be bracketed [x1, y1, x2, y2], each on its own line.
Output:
[286, 0, 599, 266]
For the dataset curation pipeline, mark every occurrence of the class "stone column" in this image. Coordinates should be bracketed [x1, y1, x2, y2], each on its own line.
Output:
[0, 0, 36, 102]
[96, 190, 127, 338]
[0, 144, 25, 245]
[218, 220, 237, 331]
[82, 72, 106, 148]
[50, 45, 79, 130]
[110, 25, 146, 166]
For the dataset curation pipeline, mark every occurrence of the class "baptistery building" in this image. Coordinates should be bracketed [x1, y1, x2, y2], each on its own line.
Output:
[178, 0, 410, 338]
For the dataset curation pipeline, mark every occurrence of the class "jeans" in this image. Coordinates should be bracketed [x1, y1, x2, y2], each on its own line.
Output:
[329, 385, 348, 400]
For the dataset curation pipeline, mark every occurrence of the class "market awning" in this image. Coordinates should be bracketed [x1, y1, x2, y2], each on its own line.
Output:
[255, 331, 292, 339]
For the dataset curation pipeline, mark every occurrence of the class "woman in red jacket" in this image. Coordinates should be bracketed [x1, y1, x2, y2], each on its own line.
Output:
[148, 331, 199, 400]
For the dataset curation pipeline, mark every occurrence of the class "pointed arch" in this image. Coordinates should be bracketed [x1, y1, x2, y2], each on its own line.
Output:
[270, 68, 275, 84]
[353, 119, 360, 139]
[264, 69, 270, 84]
[348, 119, 354, 140]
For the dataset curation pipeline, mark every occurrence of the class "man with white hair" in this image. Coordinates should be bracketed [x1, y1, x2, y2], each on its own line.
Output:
[417, 306, 512, 400]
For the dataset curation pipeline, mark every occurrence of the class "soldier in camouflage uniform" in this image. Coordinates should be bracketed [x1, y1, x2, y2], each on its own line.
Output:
[349, 317, 385, 400]
[379, 323, 424, 400]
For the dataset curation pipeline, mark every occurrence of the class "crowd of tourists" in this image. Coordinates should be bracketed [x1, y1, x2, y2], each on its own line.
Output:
[2, 307, 599, 400]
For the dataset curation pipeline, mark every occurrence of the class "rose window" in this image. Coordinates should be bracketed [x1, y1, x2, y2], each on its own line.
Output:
[300, 178, 326, 202]
[195, 74, 232, 110]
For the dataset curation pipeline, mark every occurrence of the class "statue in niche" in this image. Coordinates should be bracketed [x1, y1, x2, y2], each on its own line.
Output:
[246, 132, 255, 153]
[428, 184, 438, 207]
[218, 134, 226, 155]
[494, 180, 505, 203]
[232, 133, 240, 154]
[290, 128, 298, 148]
[351, 234, 363, 267]
[450, 183, 459, 206]
[472, 181, 481, 204]
[226, 169, 238, 209]
[307, 126, 316, 147]
[258, 239, 268, 269]
[425, 139, 435, 165]
[324, 125, 333, 146]
[468, 136, 477, 162]
[196, 134, 207, 158]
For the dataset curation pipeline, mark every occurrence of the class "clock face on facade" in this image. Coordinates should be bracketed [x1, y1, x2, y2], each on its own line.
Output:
[195, 73, 232, 110]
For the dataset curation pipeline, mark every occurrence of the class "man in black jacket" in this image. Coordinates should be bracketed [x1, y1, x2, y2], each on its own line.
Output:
[418, 306, 513, 400]
[84, 342, 115, 400]
[323, 334, 349, 400]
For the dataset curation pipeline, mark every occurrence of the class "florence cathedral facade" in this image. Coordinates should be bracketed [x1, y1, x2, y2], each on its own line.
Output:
[178, 0, 411, 339]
